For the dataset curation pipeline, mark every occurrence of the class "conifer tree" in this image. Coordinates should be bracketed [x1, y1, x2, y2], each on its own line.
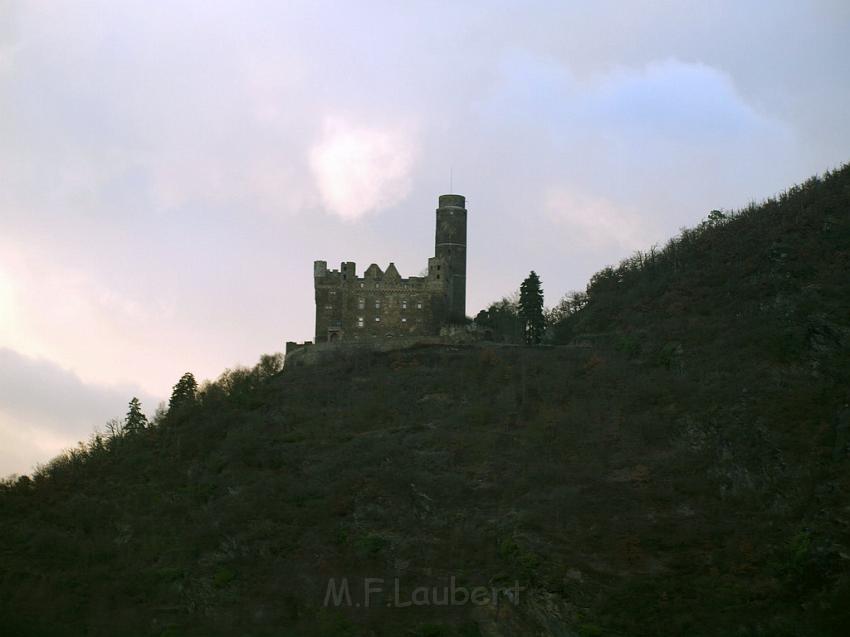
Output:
[124, 397, 148, 433]
[168, 372, 198, 411]
[519, 270, 545, 345]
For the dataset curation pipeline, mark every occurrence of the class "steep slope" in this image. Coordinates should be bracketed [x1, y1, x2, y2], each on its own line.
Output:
[1, 166, 849, 637]
[554, 165, 850, 372]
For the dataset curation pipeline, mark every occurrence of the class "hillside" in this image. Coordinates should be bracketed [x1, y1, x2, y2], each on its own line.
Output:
[1, 165, 849, 637]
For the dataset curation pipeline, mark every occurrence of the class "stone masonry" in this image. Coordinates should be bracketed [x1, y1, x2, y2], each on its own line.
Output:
[313, 194, 467, 342]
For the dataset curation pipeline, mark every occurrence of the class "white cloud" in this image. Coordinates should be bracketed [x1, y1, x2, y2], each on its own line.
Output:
[544, 188, 657, 252]
[309, 118, 417, 221]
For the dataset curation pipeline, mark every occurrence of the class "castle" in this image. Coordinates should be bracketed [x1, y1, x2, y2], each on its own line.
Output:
[313, 194, 467, 342]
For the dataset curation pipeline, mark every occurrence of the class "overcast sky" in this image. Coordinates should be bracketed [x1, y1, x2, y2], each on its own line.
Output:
[1, 0, 849, 476]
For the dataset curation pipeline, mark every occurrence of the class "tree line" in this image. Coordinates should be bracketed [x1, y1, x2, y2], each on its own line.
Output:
[2, 355, 284, 487]
[472, 204, 749, 345]
[474, 270, 546, 345]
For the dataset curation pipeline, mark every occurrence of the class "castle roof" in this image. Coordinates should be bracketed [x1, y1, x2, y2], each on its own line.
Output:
[384, 263, 401, 282]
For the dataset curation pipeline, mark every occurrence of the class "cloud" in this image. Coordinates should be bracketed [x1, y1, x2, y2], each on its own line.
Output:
[0, 0, 848, 475]
[482, 53, 790, 153]
[0, 267, 16, 332]
[0, 347, 157, 477]
[477, 53, 795, 257]
[544, 188, 656, 252]
[580, 59, 790, 144]
[0, 412, 81, 482]
[309, 118, 417, 221]
[0, 243, 176, 393]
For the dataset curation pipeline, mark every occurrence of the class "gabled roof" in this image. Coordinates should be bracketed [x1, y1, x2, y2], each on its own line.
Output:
[364, 263, 384, 279]
[384, 263, 402, 282]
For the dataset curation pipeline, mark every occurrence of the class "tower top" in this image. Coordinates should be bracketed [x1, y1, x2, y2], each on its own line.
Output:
[438, 194, 466, 208]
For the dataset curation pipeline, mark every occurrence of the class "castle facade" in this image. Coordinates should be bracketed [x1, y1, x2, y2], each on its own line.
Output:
[313, 194, 467, 342]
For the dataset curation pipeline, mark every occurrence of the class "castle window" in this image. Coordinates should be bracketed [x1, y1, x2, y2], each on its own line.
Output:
[437, 265, 441, 270]
[375, 283, 380, 288]
[324, 305, 333, 310]
[436, 274, 440, 280]
[416, 301, 423, 310]
[401, 300, 408, 310]
[360, 283, 364, 288]
[375, 316, 380, 322]
[357, 317, 364, 328]
[401, 317, 407, 323]
[358, 298, 365, 310]
[375, 300, 381, 309]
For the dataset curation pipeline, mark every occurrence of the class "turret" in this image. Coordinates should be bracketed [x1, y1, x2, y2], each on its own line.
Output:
[434, 194, 467, 323]
[340, 261, 355, 282]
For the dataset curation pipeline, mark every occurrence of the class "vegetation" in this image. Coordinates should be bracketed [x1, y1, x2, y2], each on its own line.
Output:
[473, 293, 523, 343]
[169, 372, 198, 411]
[1, 164, 849, 635]
[125, 397, 149, 434]
[518, 270, 545, 345]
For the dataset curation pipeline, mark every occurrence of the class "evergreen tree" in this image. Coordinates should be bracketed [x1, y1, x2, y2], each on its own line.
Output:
[519, 270, 545, 345]
[124, 397, 148, 433]
[169, 372, 198, 411]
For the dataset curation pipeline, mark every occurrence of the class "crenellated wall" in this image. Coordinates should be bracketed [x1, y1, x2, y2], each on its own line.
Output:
[312, 194, 467, 343]
[313, 259, 447, 342]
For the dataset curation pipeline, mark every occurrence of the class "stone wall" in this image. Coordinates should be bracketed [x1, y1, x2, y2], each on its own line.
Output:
[312, 193, 468, 344]
[313, 261, 448, 343]
[285, 329, 482, 368]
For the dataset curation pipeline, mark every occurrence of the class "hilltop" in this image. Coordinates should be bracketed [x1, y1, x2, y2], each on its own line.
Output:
[1, 165, 849, 636]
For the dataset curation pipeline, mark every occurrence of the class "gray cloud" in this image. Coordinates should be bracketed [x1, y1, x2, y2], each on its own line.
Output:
[0, 348, 159, 477]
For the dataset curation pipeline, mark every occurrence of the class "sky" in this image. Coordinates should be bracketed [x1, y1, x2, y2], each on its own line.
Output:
[1, 0, 849, 476]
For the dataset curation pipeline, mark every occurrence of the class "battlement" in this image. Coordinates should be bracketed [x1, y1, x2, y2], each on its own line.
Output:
[314, 260, 443, 287]
[313, 194, 467, 343]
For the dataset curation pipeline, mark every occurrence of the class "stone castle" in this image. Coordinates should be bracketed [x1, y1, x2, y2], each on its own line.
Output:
[313, 194, 467, 343]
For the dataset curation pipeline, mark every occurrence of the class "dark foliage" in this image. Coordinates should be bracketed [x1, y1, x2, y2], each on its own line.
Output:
[474, 295, 523, 343]
[518, 271, 545, 345]
[168, 372, 198, 412]
[1, 165, 849, 636]
[124, 397, 148, 434]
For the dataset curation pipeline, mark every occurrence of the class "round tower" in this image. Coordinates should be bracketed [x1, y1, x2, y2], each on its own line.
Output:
[434, 193, 467, 323]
